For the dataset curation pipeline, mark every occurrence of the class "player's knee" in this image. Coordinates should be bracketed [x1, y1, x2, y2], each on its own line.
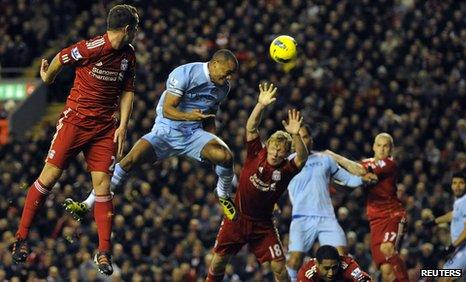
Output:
[287, 253, 303, 269]
[380, 263, 395, 281]
[271, 260, 288, 281]
[380, 242, 395, 257]
[210, 254, 228, 272]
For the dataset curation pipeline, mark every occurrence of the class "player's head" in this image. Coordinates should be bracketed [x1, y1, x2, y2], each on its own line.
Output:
[107, 4, 139, 45]
[208, 49, 238, 86]
[298, 124, 313, 151]
[372, 132, 393, 160]
[315, 245, 341, 282]
[266, 130, 292, 166]
[451, 172, 466, 197]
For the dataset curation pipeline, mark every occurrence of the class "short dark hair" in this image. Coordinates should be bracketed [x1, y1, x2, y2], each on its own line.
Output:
[316, 245, 340, 263]
[212, 49, 238, 68]
[452, 172, 465, 180]
[301, 123, 312, 136]
[107, 4, 138, 30]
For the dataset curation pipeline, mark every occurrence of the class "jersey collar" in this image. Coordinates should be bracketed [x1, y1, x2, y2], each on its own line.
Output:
[203, 62, 213, 83]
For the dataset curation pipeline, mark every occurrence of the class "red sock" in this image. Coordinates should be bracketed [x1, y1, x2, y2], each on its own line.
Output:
[206, 267, 224, 282]
[94, 195, 113, 252]
[387, 254, 409, 282]
[16, 180, 50, 240]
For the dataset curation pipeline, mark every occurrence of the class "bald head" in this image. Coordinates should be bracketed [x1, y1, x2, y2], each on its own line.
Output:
[208, 49, 238, 85]
[373, 132, 394, 160]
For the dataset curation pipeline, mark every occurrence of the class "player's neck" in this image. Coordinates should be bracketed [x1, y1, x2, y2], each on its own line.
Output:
[107, 31, 125, 50]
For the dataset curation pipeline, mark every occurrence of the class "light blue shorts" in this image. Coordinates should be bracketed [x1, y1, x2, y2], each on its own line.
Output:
[142, 124, 228, 162]
[288, 215, 347, 253]
[443, 245, 466, 271]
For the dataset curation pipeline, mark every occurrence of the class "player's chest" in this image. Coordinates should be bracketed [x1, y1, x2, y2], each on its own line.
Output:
[247, 158, 285, 192]
[185, 85, 225, 104]
[85, 53, 131, 82]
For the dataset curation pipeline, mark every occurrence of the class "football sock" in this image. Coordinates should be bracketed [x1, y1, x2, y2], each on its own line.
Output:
[215, 165, 233, 198]
[94, 194, 113, 252]
[16, 180, 50, 240]
[387, 254, 409, 282]
[82, 190, 96, 208]
[286, 266, 298, 282]
[110, 163, 128, 190]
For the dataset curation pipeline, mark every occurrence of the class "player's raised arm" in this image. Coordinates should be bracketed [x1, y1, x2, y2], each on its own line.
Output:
[282, 109, 308, 168]
[162, 91, 215, 121]
[40, 54, 63, 84]
[246, 82, 277, 141]
[324, 150, 367, 176]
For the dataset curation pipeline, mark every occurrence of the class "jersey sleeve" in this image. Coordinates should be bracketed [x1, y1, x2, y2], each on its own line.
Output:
[342, 256, 372, 281]
[246, 136, 264, 158]
[58, 40, 93, 66]
[166, 65, 189, 96]
[329, 157, 363, 187]
[123, 51, 136, 92]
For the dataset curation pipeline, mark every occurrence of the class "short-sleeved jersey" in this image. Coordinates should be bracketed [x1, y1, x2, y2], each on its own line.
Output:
[155, 62, 230, 130]
[58, 33, 136, 123]
[361, 157, 405, 220]
[289, 152, 363, 218]
[297, 256, 371, 282]
[236, 137, 299, 220]
[451, 193, 466, 242]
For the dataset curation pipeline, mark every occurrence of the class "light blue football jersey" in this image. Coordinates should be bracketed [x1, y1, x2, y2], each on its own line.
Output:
[288, 152, 363, 217]
[451, 193, 466, 242]
[155, 62, 230, 131]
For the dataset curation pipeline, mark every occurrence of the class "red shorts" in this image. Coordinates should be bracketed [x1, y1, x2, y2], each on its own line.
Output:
[213, 215, 285, 263]
[46, 108, 117, 173]
[369, 212, 406, 266]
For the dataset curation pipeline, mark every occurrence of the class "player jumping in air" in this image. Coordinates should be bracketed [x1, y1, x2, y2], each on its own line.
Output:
[64, 49, 239, 221]
[11, 4, 139, 275]
[207, 82, 309, 282]
[326, 133, 409, 281]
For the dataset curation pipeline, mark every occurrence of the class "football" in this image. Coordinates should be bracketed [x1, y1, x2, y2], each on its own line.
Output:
[269, 35, 297, 63]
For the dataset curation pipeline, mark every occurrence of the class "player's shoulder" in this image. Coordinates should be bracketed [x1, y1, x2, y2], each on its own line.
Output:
[378, 157, 397, 168]
[83, 34, 107, 50]
[361, 157, 374, 164]
[340, 255, 356, 268]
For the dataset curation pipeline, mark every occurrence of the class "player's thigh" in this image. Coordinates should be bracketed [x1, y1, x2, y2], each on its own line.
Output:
[317, 217, 347, 248]
[120, 138, 158, 168]
[213, 218, 246, 257]
[249, 221, 285, 263]
[187, 130, 230, 163]
[141, 126, 179, 160]
[369, 217, 402, 266]
[443, 245, 466, 271]
[46, 113, 88, 171]
[288, 216, 318, 253]
[83, 125, 116, 174]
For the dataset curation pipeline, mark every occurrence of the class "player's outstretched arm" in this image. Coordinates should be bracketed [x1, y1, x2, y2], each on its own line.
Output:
[162, 91, 215, 121]
[245, 82, 277, 141]
[324, 150, 367, 176]
[40, 54, 63, 84]
[282, 109, 308, 168]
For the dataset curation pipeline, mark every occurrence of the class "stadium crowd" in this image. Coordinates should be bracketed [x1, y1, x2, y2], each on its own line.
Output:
[1, 0, 466, 281]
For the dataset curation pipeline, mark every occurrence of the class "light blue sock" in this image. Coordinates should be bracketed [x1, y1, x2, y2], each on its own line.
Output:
[286, 266, 298, 282]
[215, 165, 233, 198]
[110, 163, 128, 190]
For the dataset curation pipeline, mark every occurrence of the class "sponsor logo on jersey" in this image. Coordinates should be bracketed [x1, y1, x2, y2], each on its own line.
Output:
[71, 47, 82, 61]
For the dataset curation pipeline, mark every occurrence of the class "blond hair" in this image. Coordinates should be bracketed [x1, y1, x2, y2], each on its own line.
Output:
[374, 132, 394, 148]
[267, 130, 293, 152]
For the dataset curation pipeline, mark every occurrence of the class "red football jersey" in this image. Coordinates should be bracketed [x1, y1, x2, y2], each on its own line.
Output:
[360, 157, 405, 220]
[297, 256, 371, 282]
[58, 33, 136, 123]
[235, 137, 299, 220]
